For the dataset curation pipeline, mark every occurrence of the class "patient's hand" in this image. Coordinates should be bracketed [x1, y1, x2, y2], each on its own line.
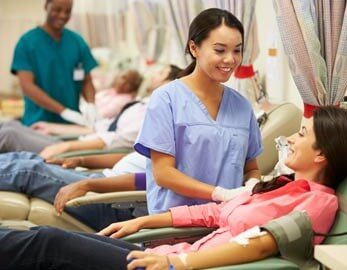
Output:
[54, 181, 89, 215]
[46, 157, 82, 169]
[97, 219, 142, 238]
[127, 251, 177, 270]
[39, 142, 71, 159]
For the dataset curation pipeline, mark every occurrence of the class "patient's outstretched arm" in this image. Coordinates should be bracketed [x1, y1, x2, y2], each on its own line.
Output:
[54, 173, 137, 215]
[39, 138, 106, 159]
[31, 121, 92, 135]
[128, 232, 278, 270]
[46, 153, 127, 169]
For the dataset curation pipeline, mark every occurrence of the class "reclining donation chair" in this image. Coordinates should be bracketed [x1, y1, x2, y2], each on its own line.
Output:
[0, 103, 302, 232]
[257, 102, 302, 175]
[0, 190, 147, 232]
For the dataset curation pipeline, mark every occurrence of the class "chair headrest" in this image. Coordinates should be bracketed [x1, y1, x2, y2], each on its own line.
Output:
[337, 179, 347, 214]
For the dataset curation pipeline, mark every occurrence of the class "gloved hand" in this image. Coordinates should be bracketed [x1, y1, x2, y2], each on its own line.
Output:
[60, 108, 87, 126]
[82, 103, 98, 127]
[212, 178, 260, 202]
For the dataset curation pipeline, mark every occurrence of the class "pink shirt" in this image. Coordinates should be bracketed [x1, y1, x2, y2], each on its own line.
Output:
[147, 180, 338, 255]
[95, 89, 134, 119]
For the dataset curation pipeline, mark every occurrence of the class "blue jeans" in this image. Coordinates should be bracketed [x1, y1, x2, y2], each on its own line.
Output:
[0, 152, 134, 230]
[0, 226, 142, 270]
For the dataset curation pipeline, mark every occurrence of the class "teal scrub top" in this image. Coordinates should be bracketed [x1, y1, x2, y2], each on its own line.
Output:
[11, 27, 98, 126]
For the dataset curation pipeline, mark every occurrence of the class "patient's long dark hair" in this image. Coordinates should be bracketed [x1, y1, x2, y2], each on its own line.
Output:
[252, 106, 347, 194]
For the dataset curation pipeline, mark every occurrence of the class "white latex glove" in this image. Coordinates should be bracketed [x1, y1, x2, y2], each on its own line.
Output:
[83, 103, 98, 127]
[60, 108, 87, 126]
[212, 178, 260, 202]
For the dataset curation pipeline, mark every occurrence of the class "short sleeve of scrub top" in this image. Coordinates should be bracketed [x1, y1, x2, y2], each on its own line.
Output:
[11, 36, 33, 74]
[134, 87, 175, 158]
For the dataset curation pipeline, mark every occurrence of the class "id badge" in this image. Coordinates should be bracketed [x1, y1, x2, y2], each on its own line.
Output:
[73, 66, 85, 81]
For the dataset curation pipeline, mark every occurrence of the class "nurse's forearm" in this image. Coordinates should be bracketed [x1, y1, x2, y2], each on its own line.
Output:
[157, 167, 214, 199]
[151, 151, 214, 200]
[244, 158, 261, 181]
[81, 74, 95, 103]
[244, 170, 261, 182]
[18, 71, 65, 113]
[169, 232, 278, 269]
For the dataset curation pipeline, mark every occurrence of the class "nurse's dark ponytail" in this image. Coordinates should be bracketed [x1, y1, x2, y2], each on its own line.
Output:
[177, 61, 196, 78]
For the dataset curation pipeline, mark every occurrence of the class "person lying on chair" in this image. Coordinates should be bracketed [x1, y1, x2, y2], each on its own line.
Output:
[0, 105, 345, 269]
[0, 65, 180, 156]
[28, 69, 143, 136]
[38, 65, 181, 159]
[0, 151, 147, 230]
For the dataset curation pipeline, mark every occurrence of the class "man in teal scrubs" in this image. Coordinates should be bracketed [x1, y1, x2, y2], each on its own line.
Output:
[11, 0, 98, 126]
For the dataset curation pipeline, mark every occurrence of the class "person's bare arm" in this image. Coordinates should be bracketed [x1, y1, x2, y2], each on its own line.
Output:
[98, 212, 173, 238]
[81, 74, 95, 103]
[17, 71, 64, 114]
[54, 173, 137, 214]
[151, 150, 215, 200]
[46, 153, 127, 169]
[39, 138, 106, 159]
[244, 158, 261, 182]
[31, 121, 92, 135]
[172, 232, 277, 269]
[128, 232, 278, 270]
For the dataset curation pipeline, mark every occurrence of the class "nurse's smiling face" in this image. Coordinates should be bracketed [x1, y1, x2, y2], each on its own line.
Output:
[45, 0, 73, 32]
[189, 24, 243, 83]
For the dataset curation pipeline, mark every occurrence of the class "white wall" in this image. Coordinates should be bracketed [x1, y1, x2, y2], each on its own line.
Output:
[0, 0, 45, 95]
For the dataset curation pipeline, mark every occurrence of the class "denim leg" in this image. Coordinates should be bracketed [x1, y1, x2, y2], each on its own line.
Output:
[0, 226, 142, 270]
[0, 157, 133, 230]
[0, 151, 43, 162]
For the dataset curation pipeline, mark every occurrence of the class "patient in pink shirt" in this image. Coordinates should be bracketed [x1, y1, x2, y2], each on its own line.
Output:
[95, 70, 143, 119]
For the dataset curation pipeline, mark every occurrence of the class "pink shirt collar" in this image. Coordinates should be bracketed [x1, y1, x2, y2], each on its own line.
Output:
[298, 179, 335, 194]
